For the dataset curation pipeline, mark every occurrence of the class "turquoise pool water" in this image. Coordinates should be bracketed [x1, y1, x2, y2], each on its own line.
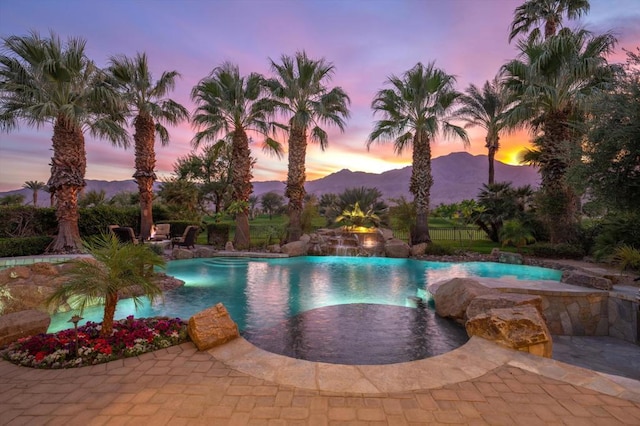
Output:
[48, 256, 561, 334]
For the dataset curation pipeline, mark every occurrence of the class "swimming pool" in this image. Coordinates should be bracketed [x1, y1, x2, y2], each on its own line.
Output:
[48, 256, 562, 364]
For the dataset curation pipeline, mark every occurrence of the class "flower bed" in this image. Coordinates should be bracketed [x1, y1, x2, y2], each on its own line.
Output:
[1, 316, 190, 368]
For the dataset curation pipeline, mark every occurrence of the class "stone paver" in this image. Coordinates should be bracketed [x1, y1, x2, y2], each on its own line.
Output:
[1, 339, 639, 425]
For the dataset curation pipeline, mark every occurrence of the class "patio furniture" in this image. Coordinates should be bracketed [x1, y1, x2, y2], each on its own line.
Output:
[153, 223, 171, 240]
[172, 226, 199, 249]
[112, 226, 139, 245]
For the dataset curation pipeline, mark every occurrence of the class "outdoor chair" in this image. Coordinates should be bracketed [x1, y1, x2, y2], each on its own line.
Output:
[172, 225, 198, 249]
[153, 223, 171, 240]
[112, 226, 139, 245]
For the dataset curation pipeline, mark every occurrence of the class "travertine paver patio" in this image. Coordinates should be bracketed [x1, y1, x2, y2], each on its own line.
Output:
[1, 337, 639, 425]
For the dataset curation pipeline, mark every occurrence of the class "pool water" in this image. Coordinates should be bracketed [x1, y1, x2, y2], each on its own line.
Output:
[48, 256, 562, 364]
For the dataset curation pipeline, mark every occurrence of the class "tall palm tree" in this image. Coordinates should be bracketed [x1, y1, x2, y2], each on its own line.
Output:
[502, 28, 616, 242]
[457, 76, 512, 185]
[508, 0, 591, 42]
[191, 62, 282, 249]
[267, 51, 351, 242]
[0, 31, 128, 252]
[368, 62, 468, 244]
[23, 180, 46, 206]
[107, 53, 189, 240]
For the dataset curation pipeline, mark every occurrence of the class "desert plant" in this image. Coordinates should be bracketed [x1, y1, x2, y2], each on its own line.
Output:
[611, 244, 640, 272]
[47, 233, 166, 336]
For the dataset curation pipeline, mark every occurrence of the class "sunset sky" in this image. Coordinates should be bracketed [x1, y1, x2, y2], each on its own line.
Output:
[0, 0, 638, 192]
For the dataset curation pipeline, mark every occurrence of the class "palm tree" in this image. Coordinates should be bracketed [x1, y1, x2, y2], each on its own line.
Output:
[107, 53, 189, 240]
[500, 219, 536, 252]
[47, 233, 165, 336]
[23, 180, 46, 206]
[191, 62, 282, 249]
[0, 32, 128, 252]
[267, 51, 351, 242]
[457, 76, 511, 184]
[368, 62, 468, 244]
[508, 0, 591, 42]
[502, 28, 616, 242]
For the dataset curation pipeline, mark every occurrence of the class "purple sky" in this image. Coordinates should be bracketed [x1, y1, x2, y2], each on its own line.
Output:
[0, 0, 638, 192]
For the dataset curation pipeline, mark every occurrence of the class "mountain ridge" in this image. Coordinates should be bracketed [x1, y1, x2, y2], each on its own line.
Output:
[2, 152, 539, 207]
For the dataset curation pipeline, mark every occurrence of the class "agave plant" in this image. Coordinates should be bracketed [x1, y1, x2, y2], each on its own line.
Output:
[335, 202, 380, 230]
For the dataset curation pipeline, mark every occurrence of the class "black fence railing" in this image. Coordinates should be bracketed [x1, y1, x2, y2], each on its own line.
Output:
[392, 227, 489, 242]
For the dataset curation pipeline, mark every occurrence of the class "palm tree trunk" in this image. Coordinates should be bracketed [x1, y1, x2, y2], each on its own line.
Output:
[46, 116, 86, 253]
[409, 132, 432, 245]
[539, 111, 578, 243]
[133, 113, 157, 240]
[285, 127, 307, 242]
[101, 292, 118, 336]
[487, 135, 497, 185]
[232, 129, 253, 249]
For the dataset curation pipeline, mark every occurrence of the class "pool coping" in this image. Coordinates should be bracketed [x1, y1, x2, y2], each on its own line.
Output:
[208, 335, 640, 401]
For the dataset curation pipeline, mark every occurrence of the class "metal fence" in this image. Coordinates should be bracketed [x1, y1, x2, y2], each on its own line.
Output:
[392, 227, 489, 242]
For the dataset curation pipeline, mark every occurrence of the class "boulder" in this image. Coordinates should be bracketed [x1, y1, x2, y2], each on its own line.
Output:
[173, 248, 194, 260]
[562, 271, 613, 291]
[410, 243, 428, 257]
[267, 244, 282, 253]
[0, 309, 51, 347]
[384, 239, 410, 258]
[195, 247, 217, 258]
[466, 293, 543, 320]
[498, 252, 524, 265]
[379, 228, 394, 241]
[188, 303, 239, 351]
[281, 241, 308, 257]
[225, 241, 235, 251]
[465, 305, 553, 358]
[433, 278, 497, 322]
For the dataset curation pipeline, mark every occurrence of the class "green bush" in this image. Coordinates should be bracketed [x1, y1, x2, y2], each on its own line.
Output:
[207, 223, 230, 248]
[423, 243, 455, 256]
[0, 237, 53, 257]
[79, 206, 140, 235]
[593, 212, 640, 260]
[0, 206, 57, 238]
[530, 243, 585, 259]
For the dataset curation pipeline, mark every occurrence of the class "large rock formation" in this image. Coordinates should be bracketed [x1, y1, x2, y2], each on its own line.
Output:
[188, 303, 239, 351]
[562, 271, 613, 291]
[465, 305, 553, 358]
[432, 278, 497, 323]
[466, 293, 543, 320]
[0, 309, 51, 347]
[384, 239, 411, 258]
[281, 240, 308, 257]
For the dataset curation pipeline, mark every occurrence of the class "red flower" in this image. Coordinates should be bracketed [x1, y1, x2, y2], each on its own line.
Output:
[35, 352, 46, 362]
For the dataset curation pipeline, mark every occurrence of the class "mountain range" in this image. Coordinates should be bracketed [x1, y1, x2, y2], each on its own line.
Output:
[2, 152, 539, 207]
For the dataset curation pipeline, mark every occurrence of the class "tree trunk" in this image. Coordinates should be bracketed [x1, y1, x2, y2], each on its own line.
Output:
[46, 116, 86, 253]
[539, 110, 578, 243]
[232, 129, 253, 249]
[486, 134, 498, 185]
[133, 113, 157, 240]
[409, 132, 432, 244]
[32, 191, 38, 207]
[101, 292, 118, 336]
[285, 127, 307, 242]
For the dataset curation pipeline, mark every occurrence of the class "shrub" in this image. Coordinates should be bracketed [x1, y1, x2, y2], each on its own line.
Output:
[530, 243, 585, 259]
[0, 206, 57, 238]
[207, 223, 230, 248]
[0, 237, 53, 257]
[424, 243, 455, 256]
